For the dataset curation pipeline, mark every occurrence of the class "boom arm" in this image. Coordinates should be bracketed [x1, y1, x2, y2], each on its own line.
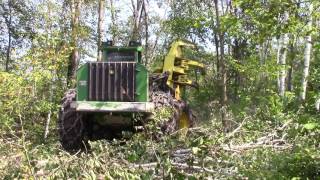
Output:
[162, 40, 204, 100]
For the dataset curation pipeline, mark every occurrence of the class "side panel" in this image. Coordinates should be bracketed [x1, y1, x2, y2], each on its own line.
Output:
[135, 63, 148, 102]
[76, 64, 89, 101]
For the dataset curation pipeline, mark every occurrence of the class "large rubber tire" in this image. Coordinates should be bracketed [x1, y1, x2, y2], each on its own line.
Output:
[147, 91, 194, 134]
[58, 89, 90, 153]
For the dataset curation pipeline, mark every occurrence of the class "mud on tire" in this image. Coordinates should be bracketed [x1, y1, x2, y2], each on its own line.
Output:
[58, 89, 90, 152]
[146, 91, 194, 134]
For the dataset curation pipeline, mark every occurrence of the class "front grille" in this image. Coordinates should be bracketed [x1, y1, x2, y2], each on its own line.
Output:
[88, 62, 135, 101]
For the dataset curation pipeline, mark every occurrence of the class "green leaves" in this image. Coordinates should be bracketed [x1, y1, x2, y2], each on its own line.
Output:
[191, 147, 201, 155]
[303, 123, 318, 130]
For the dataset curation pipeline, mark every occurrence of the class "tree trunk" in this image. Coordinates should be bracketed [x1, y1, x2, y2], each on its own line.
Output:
[130, 0, 144, 42]
[5, 2, 12, 72]
[258, 40, 269, 92]
[276, 38, 281, 90]
[287, 38, 296, 92]
[278, 12, 289, 97]
[279, 33, 289, 97]
[300, 3, 313, 102]
[214, 33, 220, 72]
[210, 2, 220, 73]
[97, 0, 105, 61]
[213, 0, 228, 131]
[6, 26, 11, 72]
[109, 0, 117, 43]
[143, 0, 149, 66]
[287, 61, 293, 92]
[67, 0, 81, 87]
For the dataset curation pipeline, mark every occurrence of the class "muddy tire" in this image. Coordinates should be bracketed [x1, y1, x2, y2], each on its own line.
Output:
[58, 89, 90, 153]
[147, 91, 194, 134]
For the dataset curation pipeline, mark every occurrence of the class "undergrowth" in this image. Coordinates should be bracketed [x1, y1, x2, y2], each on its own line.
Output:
[0, 110, 319, 179]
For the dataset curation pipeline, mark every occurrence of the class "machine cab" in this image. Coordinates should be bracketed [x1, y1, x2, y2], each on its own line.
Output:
[102, 41, 143, 63]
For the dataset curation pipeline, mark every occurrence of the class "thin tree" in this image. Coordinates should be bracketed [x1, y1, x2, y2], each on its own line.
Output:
[300, 3, 313, 101]
[143, 0, 149, 66]
[109, 0, 118, 43]
[278, 12, 289, 97]
[287, 36, 297, 92]
[67, 0, 81, 87]
[97, 0, 105, 61]
[213, 0, 228, 131]
[279, 34, 289, 97]
[4, 1, 12, 72]
[130, 0, 144, 42]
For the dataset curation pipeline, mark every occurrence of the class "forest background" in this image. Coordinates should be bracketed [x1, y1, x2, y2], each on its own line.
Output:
[0, 0, 319, 178]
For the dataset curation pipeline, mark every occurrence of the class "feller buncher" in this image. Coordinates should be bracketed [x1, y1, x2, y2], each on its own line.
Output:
[58, 40, 204, 152]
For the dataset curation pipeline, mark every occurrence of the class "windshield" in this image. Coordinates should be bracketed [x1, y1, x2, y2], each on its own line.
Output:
[106, 51, 136, 62]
